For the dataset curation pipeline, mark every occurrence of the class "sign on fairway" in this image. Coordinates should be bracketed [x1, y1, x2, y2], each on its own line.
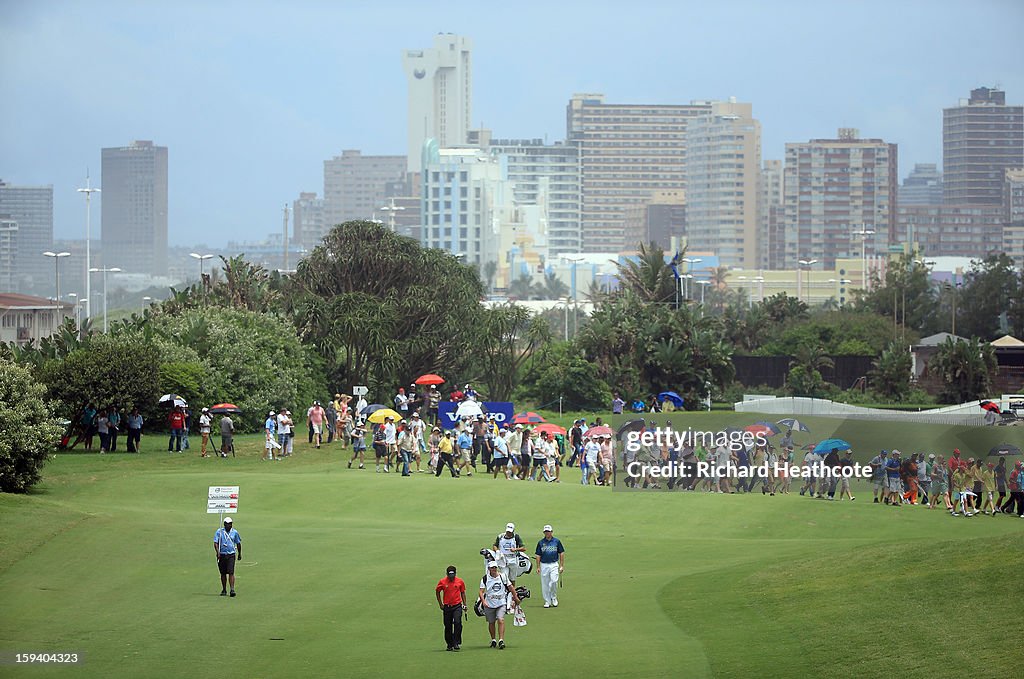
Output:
[352, 385, 368, 396]
[207, 486, 239, 513]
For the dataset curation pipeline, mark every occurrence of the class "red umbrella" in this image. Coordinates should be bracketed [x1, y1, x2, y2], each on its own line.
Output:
[980, 400, 1001, 413]
[513, 412, 546, 424]
[534, 423, 567, 437]
[415, 373, 445, 386]
[745, 424, 777, 437]
[209, 403, 242, 415]
[586, 425, 614, 438]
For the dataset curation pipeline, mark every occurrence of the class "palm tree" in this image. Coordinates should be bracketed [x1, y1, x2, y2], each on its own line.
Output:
[616, 242, 675, 304]
[538, 272, 569, 300]
[507, 275, 538, 301]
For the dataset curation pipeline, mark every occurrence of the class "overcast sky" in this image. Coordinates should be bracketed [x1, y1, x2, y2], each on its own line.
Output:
[2, 0, 1022, 248]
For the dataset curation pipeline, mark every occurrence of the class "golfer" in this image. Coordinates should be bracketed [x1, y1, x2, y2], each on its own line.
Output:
[435, 565, 467, 651]
[479, 561, 520, 650]
[534, 524, 565, 608]
[214, 517, 242, 597]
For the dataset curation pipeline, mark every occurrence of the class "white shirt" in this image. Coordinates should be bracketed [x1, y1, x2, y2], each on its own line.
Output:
[383, 422, 397, 445]
[584, 441, 600, 464]
[481, 572, 511, 607]
[199, 414, 212, 433]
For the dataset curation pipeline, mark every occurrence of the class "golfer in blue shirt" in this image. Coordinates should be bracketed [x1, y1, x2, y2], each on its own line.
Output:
[534, 524, 565, 608]
[214, 517, 242, 597]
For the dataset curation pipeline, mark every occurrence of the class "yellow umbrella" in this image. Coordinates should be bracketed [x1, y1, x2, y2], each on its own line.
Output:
[368, 408, 403, 424]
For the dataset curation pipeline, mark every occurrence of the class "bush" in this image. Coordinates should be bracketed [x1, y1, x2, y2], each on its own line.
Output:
[0, 358, 62, 492]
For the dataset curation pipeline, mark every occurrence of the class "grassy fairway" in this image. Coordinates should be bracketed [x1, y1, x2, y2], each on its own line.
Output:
[1, 421, 1023, 679]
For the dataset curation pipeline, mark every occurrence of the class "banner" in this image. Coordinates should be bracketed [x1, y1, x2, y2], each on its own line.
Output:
[207, 485, 239, 514]
[437, 401, 514, 430]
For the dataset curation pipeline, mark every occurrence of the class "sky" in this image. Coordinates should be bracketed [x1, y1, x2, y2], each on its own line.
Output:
[1, 0, 1022, 248]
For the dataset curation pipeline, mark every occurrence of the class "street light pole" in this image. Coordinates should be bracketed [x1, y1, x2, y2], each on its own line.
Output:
[43, 251, 71, 306]
[380, 198, 406, 233]
[562, 254, 585, 337]
[77, 177, 100, 323]
[854, 228, 876, 291]
[89, 267, 121, 333]
[189, 253, 214, 304]
[142, 296, 152, 315]
[798, 259, 817, 303]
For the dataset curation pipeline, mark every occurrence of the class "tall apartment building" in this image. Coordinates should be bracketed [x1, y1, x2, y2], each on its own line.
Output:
[1004, 169, 1024, 266]
[897, 204, 1003, 258]
[899, 163, 943, 206]
[419, 141, 515, 268]
[943, 87, 1024, 206]
[685, 101, 762, 268]
[0, 216, 15, 291]
[100, 140, 168, 275]
[782, 129, 897, 269]
[622, 190, 686, 252]
[322, 150, 407, 229]
[467, 129, 581, 255]
[0, 180, 54, 292]
[292, 192, 326, 248]
[402, 34, 472, 173]
[567, 93, 711, 253]
[759, 160, 784, 269]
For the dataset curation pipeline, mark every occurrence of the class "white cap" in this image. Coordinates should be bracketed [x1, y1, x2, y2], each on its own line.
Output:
[506, 522, 515, 531]
[223, 517, 232, 524]
[543, 524, 553, 532]
[487, 561, 498, 569]
[268, 410, 275, 416]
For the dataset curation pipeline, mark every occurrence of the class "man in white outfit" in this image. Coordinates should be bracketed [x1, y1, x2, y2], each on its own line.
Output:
[533, 524, 565, 608]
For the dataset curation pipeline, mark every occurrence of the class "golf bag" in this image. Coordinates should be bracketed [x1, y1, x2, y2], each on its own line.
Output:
[473, 599, 485, 617]
[481, 548, 533, 578]
[514, 586, 530, 600]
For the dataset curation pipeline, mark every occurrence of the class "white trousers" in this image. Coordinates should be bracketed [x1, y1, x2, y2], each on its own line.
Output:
[540, 562, 559, 603]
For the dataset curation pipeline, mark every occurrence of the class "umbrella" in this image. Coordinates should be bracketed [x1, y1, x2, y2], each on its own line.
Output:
[616, 418, 646, 440]
[777, 418, 811, 433]
[455, 401, 486, 420]
[360, 404, 386, 416]
[745, 424, 777, 437]
[753, 420, 781, 434]
[813, 438, 852, 454]
[415, 373, 445, 386]
[801, 443, 818, 451]
[980, 400, 1002, 413]
[534, 423, 567, 437]
[658, 391, 685, 408]
[158, 394, 188, 408]
[208, 403, 242, 415]
[512, 411, 546, 425]
[368, 408, 403, 424]
[988, 444, 1022, 456]
[586, 425, 614, 438]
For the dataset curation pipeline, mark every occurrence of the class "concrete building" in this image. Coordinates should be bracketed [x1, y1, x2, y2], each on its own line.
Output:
[782, 128, 897, 269]
[0, 180, 54, 293]
[725, 258, 868, 308]
[403, 34, 472, 173]
[567, 93, 712, 253]
[685, 101, 762, 268]
[0, 292, 73, 345]
[943, 87, 1023, 206]
[899, 163, 943, 206]
[897, 204, 1003, 258]
[467, 129, 581, 255]
[622, 190, 686, 253]
[419, 141, 515, 271]
[0, 216, 16, 291]
[322, 150, 407, 229]
[760, 160, 784, 269]
[292, 192, 326, 249]
[100, 140, 168, 276]
[1006, 168, 1024, 225]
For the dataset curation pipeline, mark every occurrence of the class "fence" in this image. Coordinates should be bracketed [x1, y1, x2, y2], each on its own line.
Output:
[734, 396, 988, 426]
[732, 355, 874, 390]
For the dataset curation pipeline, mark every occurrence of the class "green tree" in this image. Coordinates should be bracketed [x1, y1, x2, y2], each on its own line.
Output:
[617, 242, 676, 304]
[537, 271, 569, 300]
[854, 253, 937, 335]
[0, 358, 62, 493]
[926, 336, 998, 404]
[785, 343, 835, 398]
[956, 254, 1021, 340]
[869, 342, 913, 401]
[516, 341, 611, 410]
[468, 304, 551, 401]
[507, 275, 539, 301]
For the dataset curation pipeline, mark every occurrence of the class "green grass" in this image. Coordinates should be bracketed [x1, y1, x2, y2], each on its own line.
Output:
[2, 422, 1023, 678]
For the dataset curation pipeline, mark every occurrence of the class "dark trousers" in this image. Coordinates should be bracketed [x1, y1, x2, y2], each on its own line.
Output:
[98, 432, 110, 451]
[435, 453, 457, 477]
[109, 430, 118, 451]
[1006, 491, 1024, 515]
[168, 429, 182, 451]
[308, 421, 314, 444]
[127, 428, 141, 453]
[442, 605, 463, 647]
[474, 436, 490, 467]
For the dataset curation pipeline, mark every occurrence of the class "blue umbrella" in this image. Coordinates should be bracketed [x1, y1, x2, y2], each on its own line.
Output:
[777, 418, 811, 433]
[658, 391, 685, 408]
[360, 403, 386, 416]
[753, 420, 781, 434]
[813, 438, 851, 454]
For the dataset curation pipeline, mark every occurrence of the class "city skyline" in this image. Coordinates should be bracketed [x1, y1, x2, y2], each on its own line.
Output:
[1, 1, 1022, 248]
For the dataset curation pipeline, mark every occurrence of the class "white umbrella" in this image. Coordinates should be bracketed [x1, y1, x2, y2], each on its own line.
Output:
[158, 394, 188, 408]
[455, 400, 485, 419]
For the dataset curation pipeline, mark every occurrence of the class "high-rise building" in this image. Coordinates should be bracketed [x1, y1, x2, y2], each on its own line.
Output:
[943, 87, 1024, 206]
[899, 163, 943, 206]
[1005, 168, 1024, 225]
[759, 160, 784, 269]
[567, 94, 712, 253]
[403, 34, 472, 173]
[292, 192, 326, 248]
[685, 101, 762, 268]
[100, 140, 168, 275]
[622, 190, 686, 253]
[782, 129, 897, 269]
[419, 140, 515, 269]
[322, 150, 407, 229]
[898, 204, 1003, 258]
[0, 180, 54, 292]
[468, 129, 581, 255]
[0, 216, 16, 291]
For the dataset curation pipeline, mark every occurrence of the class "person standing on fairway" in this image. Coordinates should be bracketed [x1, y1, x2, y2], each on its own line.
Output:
[214, 517, 242, 597]
[534, 524, 565, 608]
[479, 562, 520, 650]
[494, 523, 526, 583]
[435, 565, 467, 651]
